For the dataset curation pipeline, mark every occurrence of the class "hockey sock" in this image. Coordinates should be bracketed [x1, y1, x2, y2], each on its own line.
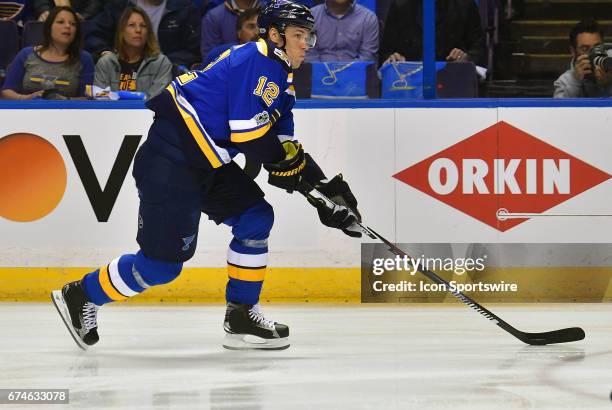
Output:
[223, 200, 273, 305]
[226, 237, 267, 305]
[82, 254, 147, 305]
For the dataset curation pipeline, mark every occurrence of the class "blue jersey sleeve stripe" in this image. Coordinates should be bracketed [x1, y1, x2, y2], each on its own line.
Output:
[167, 84, 227, 168]
[230, 122, 272, 143]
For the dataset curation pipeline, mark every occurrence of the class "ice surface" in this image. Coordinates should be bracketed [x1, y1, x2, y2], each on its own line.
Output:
[0, 303, 610, 409]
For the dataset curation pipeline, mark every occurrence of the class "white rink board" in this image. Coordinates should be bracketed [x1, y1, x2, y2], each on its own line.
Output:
[0, 108, 395, 267]
[0, 107, 611, 267]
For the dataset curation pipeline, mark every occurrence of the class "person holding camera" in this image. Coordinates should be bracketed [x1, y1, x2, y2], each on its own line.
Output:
[554, 19, 612, 98]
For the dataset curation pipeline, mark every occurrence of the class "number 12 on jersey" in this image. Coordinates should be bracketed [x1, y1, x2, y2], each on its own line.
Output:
[253, 76, 279, 107]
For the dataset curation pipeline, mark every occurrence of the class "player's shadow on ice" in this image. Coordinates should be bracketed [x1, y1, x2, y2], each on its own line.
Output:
[497, 345, 586, 370]
[537, 349, 612, 402]
[61, 349, 311, 373]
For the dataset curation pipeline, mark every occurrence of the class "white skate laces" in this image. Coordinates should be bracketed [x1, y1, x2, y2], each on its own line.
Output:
[248, 304, 275, 329]
[82, 302, 99, 331]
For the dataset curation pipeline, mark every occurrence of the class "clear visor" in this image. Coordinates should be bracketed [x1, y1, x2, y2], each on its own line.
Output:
[305, 31, 317, 48]
[283, 27, 317, 48]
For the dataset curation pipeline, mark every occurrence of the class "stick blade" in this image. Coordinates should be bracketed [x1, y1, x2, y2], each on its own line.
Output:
[519, 327, 585, 345]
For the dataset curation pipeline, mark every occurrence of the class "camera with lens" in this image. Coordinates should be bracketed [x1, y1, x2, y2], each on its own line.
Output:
[588, 43, 612, 72]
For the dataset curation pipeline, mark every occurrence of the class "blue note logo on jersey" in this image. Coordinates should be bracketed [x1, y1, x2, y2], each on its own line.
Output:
[182, 234, 196, 251]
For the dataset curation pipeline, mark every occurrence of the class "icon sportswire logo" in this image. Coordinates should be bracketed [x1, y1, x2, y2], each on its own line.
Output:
[393, 121, 611, 231]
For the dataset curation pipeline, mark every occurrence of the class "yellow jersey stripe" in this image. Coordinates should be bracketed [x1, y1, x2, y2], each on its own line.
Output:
[256, 38, 268, 56]
[166, 85, 223, 168]
[30, 78, 69, 86]
[230, 122, 271, 143]
[228, 265, 266, 282]
[99, 265, 128, 301]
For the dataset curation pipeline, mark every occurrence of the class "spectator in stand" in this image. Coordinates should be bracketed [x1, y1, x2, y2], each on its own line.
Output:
[201, 7, 259, 67]
[379, 0, 484, 67]
[86, 0, 200, 68]
[1, 6, 94, 99]
[94, 6, 172, 98]
[35, 0, 102, 21]
[305, 0, 378, 62]
[554, 19, 612, 98]
[200, 0, 263, 62]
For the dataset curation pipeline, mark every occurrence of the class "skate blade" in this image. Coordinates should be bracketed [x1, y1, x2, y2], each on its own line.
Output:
[51, 290, 88, 351]
[222, 333, 290, 351]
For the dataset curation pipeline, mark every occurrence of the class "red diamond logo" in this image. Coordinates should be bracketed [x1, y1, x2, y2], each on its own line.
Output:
[393, 121, 611, 231]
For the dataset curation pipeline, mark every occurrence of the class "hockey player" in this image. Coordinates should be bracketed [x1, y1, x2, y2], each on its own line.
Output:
[51, 0, 362, 351]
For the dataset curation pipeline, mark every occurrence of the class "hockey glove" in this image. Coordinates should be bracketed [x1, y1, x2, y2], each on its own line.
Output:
[308, 174, 362, 238]
[263, 141, 306, 193]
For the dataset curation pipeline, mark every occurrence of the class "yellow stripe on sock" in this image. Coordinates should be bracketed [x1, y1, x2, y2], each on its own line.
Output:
[228, 265, 266, 282]
[98, 265, 128, 301]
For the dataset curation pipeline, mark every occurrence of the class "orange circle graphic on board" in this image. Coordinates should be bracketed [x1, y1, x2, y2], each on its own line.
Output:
[0, 133, 67, 222]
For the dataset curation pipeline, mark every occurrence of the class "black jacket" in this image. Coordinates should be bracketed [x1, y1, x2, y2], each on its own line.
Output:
[379, 0, 485, 66]
[34, 0, 102, 19]
[85, 0, 201, 67]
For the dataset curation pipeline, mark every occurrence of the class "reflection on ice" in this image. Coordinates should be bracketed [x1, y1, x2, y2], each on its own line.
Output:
[0, 303, 610, 409]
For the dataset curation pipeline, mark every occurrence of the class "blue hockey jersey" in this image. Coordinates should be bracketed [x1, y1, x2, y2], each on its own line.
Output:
[147, 38, 296, 170]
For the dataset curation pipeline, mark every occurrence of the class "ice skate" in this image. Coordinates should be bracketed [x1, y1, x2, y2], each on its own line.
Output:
[223, 302, 289, 350]
[51, 280, 99, 350]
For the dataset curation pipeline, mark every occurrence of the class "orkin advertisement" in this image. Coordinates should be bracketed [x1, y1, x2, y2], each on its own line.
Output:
[394, 120, 610, 232]
[394, 107, 612, 242]
[0, 106, 611, 269]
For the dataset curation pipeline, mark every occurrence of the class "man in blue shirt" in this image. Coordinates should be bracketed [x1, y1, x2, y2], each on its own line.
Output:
[52, 0, 362, 352]
[200, 0, 264, 62]
[201, 7, 260, 68]
[306, 0, 378, 62]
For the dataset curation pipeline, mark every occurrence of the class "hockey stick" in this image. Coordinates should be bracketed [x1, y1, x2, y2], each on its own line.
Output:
[299, 183, 585, 345]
